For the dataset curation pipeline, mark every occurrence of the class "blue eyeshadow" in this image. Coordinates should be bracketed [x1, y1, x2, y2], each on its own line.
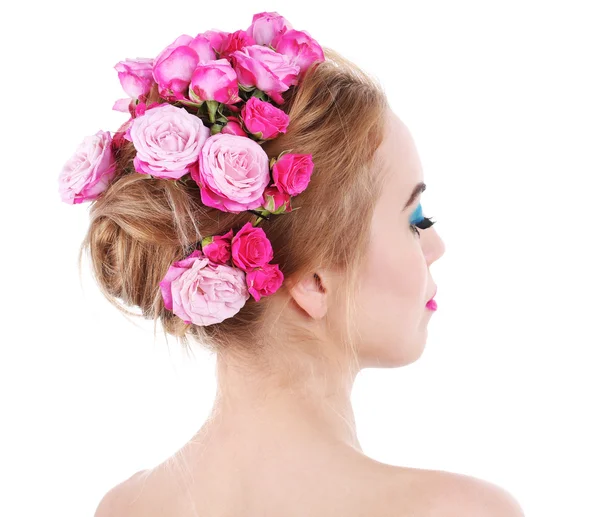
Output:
[409, 203, 423, 225]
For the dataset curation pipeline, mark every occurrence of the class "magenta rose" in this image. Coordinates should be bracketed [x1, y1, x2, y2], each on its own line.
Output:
[114, 58, 155, 100]
[159, 249, 250, 326]
[273, 29, 325, 77]
[133, 101, 163, 118]
[220, 117, 247, 136]
[153, 34, 217, 102]
[201, 229, 234, 264]
[230, 45, 300, 104]
[263, 185, 292, 214]
[126, 103, 210, 179]
[58, 130, 117, 204]
[192, 133, 271, 213]
[246, 11, 293, 46]
[246, 263, 284, 301]
[189, 59, 242, 105]
[231, 222, 274, 272]
[218, 29, 256, 60]
[271, 152, 314, 196]
[241, 97, 289, 140]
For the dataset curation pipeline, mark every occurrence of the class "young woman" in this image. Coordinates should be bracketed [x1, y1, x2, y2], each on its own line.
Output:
[61, 11, 524, 517]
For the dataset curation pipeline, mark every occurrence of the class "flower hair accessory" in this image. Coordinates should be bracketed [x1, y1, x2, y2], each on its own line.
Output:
[59, 11, 324, 326]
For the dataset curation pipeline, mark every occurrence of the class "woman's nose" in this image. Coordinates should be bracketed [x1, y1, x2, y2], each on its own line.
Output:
[424, 227, 445, 265]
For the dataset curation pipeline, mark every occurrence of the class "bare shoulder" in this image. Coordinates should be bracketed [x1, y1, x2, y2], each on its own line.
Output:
[447, 472, 525, 517]
[380, 465, 525, 517]
[93, 469, 148, 517]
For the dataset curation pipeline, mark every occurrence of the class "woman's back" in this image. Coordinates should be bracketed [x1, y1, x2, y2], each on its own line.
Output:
[94, 436, 523, 517]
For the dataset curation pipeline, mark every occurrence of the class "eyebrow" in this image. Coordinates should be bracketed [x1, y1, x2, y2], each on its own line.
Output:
[403, 182, 427, 211]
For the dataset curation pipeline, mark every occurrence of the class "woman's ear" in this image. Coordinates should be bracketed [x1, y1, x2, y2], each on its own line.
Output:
[288, 271, 329, 320]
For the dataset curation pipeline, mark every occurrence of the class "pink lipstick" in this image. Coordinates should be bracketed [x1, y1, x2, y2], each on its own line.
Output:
[426, 298, 437, 311]
[426, 286, 438, 311]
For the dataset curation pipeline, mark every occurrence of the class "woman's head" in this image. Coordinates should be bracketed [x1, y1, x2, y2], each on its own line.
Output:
[80, 46, 443, 372]
[349, 110, 445, 368]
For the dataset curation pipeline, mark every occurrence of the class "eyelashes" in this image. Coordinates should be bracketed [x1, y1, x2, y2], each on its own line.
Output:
[410, 216, 436, 237]
[409, 202, 436, 238]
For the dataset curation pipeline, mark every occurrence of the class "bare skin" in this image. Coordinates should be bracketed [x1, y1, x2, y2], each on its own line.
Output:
[95, 110, 524, 517]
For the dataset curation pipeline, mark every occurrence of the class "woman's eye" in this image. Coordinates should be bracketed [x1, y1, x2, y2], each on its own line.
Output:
[409, 202, 436, 238]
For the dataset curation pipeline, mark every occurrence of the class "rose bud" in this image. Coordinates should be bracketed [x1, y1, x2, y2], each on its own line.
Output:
[241, 96, 289, 140]
[263, 186, 292, 214]
[201, 229, 234, 265]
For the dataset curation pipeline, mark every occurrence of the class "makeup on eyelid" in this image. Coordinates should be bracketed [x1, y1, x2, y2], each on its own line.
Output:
[409, 203, 424, 225]
[409, 201, 436, 239]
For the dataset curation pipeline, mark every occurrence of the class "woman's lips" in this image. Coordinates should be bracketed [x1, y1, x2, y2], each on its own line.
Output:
[426, 298, 437, 311]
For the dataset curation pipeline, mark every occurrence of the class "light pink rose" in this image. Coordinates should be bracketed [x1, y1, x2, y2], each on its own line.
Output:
[230, 45, 300, 104]
[231, 222, 274, 272]
[241, 96, 289, 140]
[114, 58, 155, 100]
[220, 116, 246, 136]
[273, 29, 325, 78]
[263, 185, 292, 214]
[159, 249, 250, 326]
[58, 130, 117, 204]
[126, 103, 210, 180]
[153, 34, 217, 102]
[247, 11, 293, 46]
[272, 152, 314, 196]
[189, 59, 242, 105]
[246, 263, 284, 301]
[202, 229, 234, 265]
[192, 133, 271, 213]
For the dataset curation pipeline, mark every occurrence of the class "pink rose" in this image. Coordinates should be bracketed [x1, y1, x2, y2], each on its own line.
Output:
[153, 34, 217, 102]
[218, 29, 256, 60]
[112, 98, 134, 113]
[189, 59, 242, 105]
[273, 29, 325, 78]
[241, 96, 289, 140]
[247, 11, 293, 47]
[263, 185, 292, 213]
[230, 45, 300, 104]
[192, 133, 270, 213]
[220, 117, 247, 136]
[114, 58, 155, 100]
[231, 222, 274, 272]
[58, 130, 117, 204]
[246, 263, 284, 301]
[202, 229, 234, 265]
[159, 249, 250, 326]
[126, 103, 210, 180]
[133, 101, 163, 118]
[202, 29, 230, 55]
[271, 152, 314, 196]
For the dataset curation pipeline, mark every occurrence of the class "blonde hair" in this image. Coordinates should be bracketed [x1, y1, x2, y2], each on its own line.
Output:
[79, 47, 389, 368]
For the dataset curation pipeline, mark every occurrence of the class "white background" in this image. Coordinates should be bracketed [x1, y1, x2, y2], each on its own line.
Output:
[1, 1, 599, 516]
